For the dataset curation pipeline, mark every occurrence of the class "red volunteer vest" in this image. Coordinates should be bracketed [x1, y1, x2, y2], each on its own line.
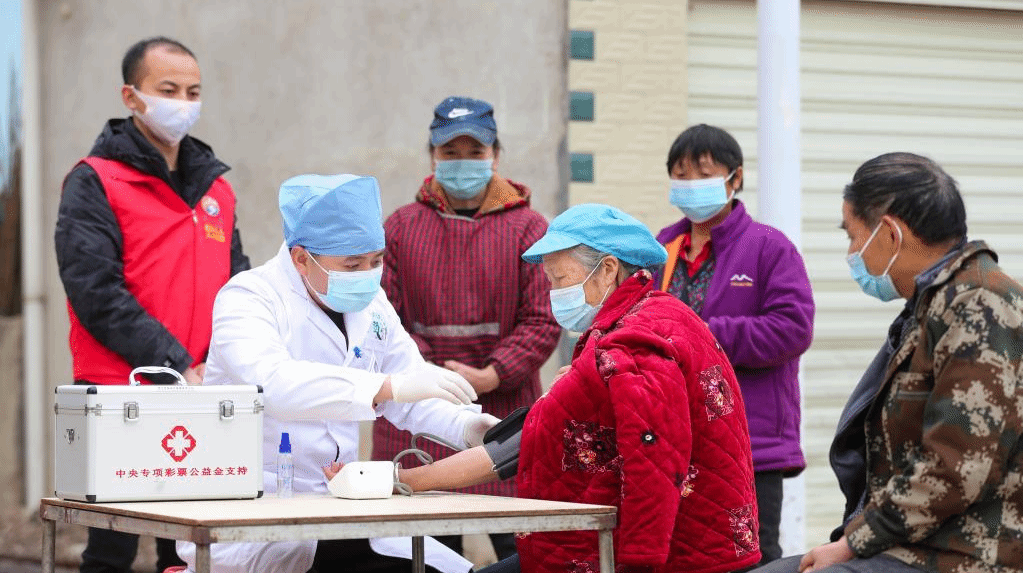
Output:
[67, 156, 236, 384]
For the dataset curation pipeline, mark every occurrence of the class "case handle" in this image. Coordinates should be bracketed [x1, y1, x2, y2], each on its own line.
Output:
[129, 366, 188, 386]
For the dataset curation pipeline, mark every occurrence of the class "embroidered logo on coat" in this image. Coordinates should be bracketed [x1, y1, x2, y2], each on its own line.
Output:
[204, 223, 226, 242]
[562, 420, 622, 473]
[699, 365, 735, 421]
[729, 273, 753, 287]
[728, 504, 759, 558]
[201, 196, 220, 217]
[371, 312, 387, 340]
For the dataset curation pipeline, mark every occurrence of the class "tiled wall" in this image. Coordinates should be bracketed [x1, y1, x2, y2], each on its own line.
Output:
[567, 0, 690, 232]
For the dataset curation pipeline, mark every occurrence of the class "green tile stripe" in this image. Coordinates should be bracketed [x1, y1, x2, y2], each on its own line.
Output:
[570, 153, 594, 183]
[570, 30, 595, 60]
[570, 91, 595, 121]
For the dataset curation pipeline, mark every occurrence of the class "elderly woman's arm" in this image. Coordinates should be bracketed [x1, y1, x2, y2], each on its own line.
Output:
[398, 446, 498, 491]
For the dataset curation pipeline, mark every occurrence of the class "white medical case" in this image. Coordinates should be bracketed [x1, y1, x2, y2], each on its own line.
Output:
[54, 367, 264, 502]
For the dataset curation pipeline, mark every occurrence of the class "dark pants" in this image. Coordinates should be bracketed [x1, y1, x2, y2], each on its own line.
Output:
[309, 539, 443, 573]
[79, 528, 183, 573]
[476, 554, 519, 573]
[487, 533, 517, 561]
[754, 470, 784, 565]
[749, 554, 926, 573]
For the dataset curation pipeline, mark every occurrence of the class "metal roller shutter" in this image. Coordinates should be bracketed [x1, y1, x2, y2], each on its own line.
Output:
[687, 0, 1023, 549]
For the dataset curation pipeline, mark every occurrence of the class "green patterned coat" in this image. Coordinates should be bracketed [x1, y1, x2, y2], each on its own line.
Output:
[844, 241, 1023, 572]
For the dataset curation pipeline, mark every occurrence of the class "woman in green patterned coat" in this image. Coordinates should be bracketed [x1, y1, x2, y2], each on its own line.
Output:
[755, 152, 1023, 573]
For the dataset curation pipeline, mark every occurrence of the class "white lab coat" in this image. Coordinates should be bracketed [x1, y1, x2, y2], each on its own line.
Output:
[178, 244, 476, 573]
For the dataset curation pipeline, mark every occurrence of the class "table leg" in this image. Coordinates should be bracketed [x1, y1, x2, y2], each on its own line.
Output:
[412, 536, 425, 573]
[598, 529, 614, 573]
[41, 518, 55, 573]
[196, 542, 211, 573]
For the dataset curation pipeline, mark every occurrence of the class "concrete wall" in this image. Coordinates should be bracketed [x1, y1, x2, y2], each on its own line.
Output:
[35, 0, 567, 416]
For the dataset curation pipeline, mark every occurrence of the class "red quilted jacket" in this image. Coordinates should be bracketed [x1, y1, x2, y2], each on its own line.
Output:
[516, 272, 760, 573]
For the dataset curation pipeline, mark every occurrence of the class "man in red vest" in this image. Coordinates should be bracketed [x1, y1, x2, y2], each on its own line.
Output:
[54, 36, 249, 573]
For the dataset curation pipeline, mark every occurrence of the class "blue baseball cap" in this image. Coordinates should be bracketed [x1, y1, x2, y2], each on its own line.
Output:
[522, 204, 668, 268]
[279, 174, 385, 256]
[430, 96, 497, 146]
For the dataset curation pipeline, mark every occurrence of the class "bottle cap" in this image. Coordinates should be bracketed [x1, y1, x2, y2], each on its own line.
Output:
[279, 432, 292, 454]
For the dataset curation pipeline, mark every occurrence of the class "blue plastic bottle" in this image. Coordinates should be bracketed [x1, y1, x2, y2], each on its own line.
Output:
[277, 432, 294, 498]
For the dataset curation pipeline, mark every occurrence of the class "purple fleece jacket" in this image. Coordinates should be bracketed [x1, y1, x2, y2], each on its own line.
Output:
[656, 200, 814, 473]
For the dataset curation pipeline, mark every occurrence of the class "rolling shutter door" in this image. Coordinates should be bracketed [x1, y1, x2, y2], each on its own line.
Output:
[687, 0, 1023, 547]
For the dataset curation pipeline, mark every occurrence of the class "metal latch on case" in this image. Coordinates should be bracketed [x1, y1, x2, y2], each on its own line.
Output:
[123, 401, 139, 421]
[220, 400, 235, 420]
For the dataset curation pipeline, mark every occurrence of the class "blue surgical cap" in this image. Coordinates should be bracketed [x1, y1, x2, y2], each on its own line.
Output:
[522, 204, 667, 268]
[279, 174, 386, 256]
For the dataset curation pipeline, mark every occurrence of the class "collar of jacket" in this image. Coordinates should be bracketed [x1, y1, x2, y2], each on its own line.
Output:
[909, 239, 992, 316]
[574, 270, 655, 356]
[655, 199, 752, 246]
[416, 174, 531, 217]
[89, 117, 229, 208]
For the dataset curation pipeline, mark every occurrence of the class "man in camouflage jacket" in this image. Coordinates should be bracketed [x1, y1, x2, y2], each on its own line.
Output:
[833, 239, 1023, 573]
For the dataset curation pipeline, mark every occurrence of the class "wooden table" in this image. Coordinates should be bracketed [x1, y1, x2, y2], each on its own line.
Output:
[40, 493, 617, 573]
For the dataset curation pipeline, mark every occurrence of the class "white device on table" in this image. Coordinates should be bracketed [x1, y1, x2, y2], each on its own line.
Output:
[327, 461, 395, 499]
[53, 366, 264, 502]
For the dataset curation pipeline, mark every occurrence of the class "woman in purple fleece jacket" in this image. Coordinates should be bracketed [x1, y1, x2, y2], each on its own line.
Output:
[655, 124, 816, 565]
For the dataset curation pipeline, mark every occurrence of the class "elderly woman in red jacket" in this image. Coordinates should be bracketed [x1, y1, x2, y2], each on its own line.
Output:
[348, 204, 760, 573]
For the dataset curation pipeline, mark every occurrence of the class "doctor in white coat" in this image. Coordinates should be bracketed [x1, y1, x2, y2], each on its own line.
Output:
[177, 174, 498, 573]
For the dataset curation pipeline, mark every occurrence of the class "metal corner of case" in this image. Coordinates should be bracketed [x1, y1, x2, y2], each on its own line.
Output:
[86, 386, 98, 394]
[256, 490, 264, 498]
[86, 494, 96, 502]
[256, 385, 263, 394]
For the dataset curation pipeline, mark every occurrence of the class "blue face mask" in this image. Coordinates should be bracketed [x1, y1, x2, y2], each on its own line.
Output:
[846, 219, 902, 302]
[668, 170, 736, 223]
[435, 159, 494, 200]
[549, 260, 612, 332]
[307, 255, 383, 313]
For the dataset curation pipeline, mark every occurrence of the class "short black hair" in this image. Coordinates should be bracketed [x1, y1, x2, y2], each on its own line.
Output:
[844, 152, 967, 246]
[428, 136, 502, 154]
[666, 124, 743, 189]
[121, 36, 197, 86]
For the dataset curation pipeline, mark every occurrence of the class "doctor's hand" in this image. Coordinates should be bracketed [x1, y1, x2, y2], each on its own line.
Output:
[463, 413, 501, 449]
[444, 361, 500, 394]
[389, 363, 478, 405]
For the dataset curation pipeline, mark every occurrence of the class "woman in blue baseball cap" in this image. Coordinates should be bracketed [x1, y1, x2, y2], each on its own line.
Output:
[366, 204, 763, 573]
[372, 96, 560, 560]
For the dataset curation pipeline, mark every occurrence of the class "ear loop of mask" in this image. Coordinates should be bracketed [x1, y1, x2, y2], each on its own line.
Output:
[860, 217, 903, 276]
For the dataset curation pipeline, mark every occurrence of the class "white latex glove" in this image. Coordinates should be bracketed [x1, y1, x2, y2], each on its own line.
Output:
[463, 413, 501, 448]
[390, 363, 478, 405]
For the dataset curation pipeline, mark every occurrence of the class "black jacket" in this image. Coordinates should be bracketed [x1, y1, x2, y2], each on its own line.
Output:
[54, 118, 250, 376]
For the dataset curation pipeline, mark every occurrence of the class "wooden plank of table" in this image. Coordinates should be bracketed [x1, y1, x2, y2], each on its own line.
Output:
[40, 493, 615, 528]
[41, 494, 618, 545]
[41, 494, 618, 572]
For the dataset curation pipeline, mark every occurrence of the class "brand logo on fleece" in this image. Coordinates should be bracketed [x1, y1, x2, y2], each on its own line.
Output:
[730, 273, 753, 287]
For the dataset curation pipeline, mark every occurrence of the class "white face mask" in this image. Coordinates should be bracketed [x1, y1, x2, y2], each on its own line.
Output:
[131, 87, 201, 146]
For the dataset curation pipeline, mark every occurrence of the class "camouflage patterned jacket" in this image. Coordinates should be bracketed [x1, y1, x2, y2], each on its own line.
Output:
[844, 240, 1023, 572]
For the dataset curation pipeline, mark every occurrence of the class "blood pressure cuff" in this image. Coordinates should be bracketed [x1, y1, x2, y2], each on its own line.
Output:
[483, 429, 521, 481]
[482, 407, 528, 481]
